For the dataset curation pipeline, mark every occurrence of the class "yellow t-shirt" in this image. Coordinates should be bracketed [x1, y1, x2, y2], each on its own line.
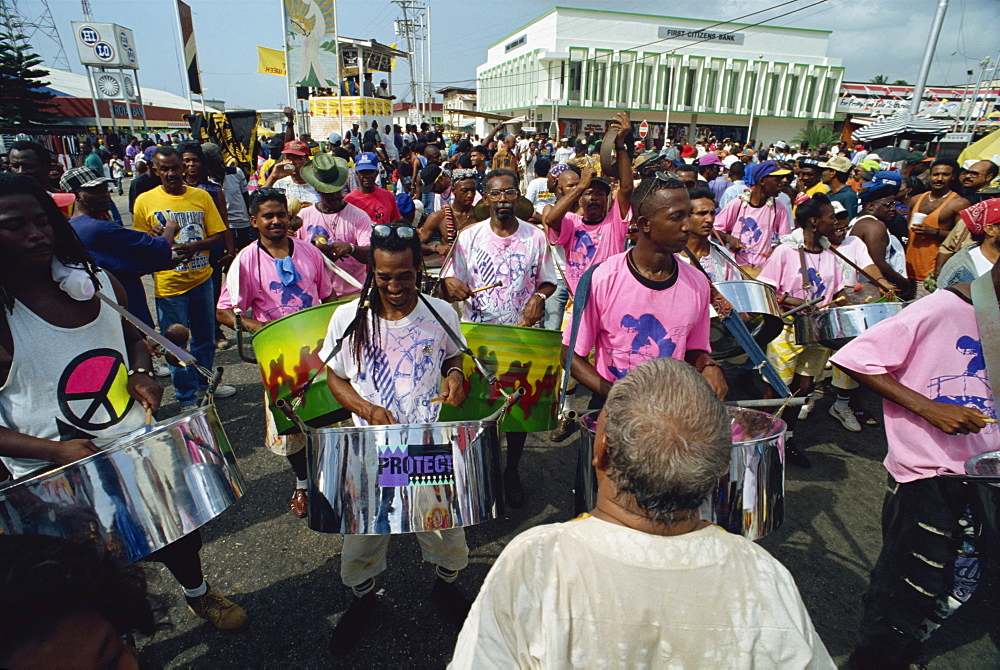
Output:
[132, 186, 225, 298]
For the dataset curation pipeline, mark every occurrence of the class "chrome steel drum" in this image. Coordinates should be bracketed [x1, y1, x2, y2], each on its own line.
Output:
[712, 280, 784, 359]
[794, 302, 905, 349]
[577, 406, 786, 541]
[0, 406, 246, 563]
[307, 420, 503, 534]
[963, 451, 1000, 488]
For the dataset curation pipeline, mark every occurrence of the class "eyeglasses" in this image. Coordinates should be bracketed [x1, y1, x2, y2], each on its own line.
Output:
[372, 224, 416, 239]
[485, 187, 519, 200]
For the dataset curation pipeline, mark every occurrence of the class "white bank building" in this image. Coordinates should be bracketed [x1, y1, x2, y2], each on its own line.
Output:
[476, 7, 843, 147]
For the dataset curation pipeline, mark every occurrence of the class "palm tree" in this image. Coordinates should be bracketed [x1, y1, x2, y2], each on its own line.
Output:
[892, 79, 909, 86]
[870, 75, 889, 85]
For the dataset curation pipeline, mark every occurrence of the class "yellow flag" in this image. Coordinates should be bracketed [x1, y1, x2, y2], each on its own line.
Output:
[257, 46, 286, 77]
[389, 43, 397, 70]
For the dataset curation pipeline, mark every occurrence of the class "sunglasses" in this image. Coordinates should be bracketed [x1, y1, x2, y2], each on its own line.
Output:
[637, 171, 683, 215]
[372, 224, 416, 239]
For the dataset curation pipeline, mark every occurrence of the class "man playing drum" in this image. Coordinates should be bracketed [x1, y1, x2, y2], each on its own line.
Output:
[714, 160, 793, 275]
[321, 222, 471, 654]
[758, 193, 845, 468]
[216, 188, 336, 517]
[563, 174, 725, 513]
[680, 186, 742, 282]
[0, 173, 247, 631]
[830, 252, 1000, 669]
[542, 111, 634, 296]
[441, 169, 558, 508]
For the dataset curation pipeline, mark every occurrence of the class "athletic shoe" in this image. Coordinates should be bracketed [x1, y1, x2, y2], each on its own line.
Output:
[196, 385, 237, 399]
[153, 362, 170, 377]
[829, 404, 862, 432]
[186, 586, 248, 632]
[797, 396, 815, 420]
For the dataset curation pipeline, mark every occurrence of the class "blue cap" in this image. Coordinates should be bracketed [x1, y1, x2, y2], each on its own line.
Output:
[745, 160, 790, 186]
[872, 170, 902, 184]
[354, 152, 379, 171]
[395, 192, 415, 215]
[859, 178, 900, 203]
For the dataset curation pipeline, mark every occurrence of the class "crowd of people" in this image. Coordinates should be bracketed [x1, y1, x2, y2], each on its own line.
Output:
[0, 104, 998, 668]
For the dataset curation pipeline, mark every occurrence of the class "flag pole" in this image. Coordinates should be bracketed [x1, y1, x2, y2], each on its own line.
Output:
[332, 0, 344, 138]
[279, 0, 294, 111]
[173, 0, 194, 113]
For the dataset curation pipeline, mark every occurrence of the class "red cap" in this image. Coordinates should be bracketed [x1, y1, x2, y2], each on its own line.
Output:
[282, 140, 309, 156]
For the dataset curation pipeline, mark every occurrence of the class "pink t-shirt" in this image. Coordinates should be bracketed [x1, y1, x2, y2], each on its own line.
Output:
[297, 203, 372, 297]
[713, 196, 791, 267]
[832, 236, 875, 286]
[757, 243, 845, 303]
[564, 252, 712, 383]
[443, 219, 559, 325]
[344, 187, 401, 225]
[217, 239, 333, 323]
[830, 289, 997, 482]
[556, 204, 631, 293]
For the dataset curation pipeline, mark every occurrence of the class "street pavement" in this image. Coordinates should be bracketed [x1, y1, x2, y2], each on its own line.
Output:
[109, 188, 998, 669]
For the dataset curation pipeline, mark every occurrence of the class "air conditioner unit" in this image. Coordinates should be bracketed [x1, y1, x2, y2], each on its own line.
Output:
[93, 71, 137, 101]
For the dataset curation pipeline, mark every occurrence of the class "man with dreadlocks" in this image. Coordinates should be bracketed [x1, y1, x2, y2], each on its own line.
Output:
[0, 173, 248, 632]
[319, 221, 471, 654]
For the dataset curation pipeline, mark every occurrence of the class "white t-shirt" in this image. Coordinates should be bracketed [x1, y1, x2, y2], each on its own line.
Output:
[554, 146, 575, 164]
[524, 177, 553, 207]
[451, 517, 834, 669]
[968, 245, 994, 277]
[273, 176, 321, 205]
[320, 296, 463, 426]
[443, 219, 559, 325]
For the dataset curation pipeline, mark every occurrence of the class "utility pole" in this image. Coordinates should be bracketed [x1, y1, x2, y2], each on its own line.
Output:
[393, 0, 428, 124]
[9, 0, 70, 70]
[900, 0, 948, 149]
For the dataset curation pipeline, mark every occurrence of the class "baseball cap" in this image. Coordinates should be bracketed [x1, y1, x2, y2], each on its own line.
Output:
[872, 170, 902, 184]
[905, 151, 933, 164]
[587, 176, 613, 194]
[60, 166, 114, 192]
[354, 152, 379, 172]
[831, 201, 849, 218]
[750, 160, 791, 183]
[282, 140, 309, 156]
[859, 178, 900, 203]
[698, 153, 723, 167]
[326, 132, 342, 145]
[818, 155, 854, 173]
[395, 192, 415, 216]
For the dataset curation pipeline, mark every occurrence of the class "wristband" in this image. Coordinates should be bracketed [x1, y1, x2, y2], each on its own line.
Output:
[533, 291, 548, 300]
[128, 367, 152, 377]
[348, 243, 356, 254]
[698, 360, 721, 373]
[444, 367, 464, 379]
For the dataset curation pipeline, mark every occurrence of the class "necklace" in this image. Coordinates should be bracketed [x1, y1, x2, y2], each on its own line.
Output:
[627, 249, 675, 283]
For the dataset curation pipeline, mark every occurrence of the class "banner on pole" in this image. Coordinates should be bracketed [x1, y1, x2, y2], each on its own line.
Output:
[257, 47, 287, 76]
[283, 0, 339, 88]
[177, 0, 202, 95]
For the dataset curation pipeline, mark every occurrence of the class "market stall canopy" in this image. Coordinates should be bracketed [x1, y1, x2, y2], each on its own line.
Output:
[851, 113, 951, 142]
[958, 128, 1000, 165]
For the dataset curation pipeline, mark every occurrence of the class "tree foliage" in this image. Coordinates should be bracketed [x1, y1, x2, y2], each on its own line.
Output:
[793, 125, 839, 148]
[0, 9, 56, 126]
[870, 74, 889, 85]
[892, 79, 909, 86]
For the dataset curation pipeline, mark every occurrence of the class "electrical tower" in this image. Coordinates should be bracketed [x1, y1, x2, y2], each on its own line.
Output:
[392, 0, 431, 123]
[5, 0, 70, 71]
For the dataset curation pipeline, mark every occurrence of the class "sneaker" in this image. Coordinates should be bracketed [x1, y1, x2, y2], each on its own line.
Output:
[797, 396, 815, 420]
[186, 586, 248, 632]
[329, 591, 377, 655]
[196, 384, 237, 399]
[431, 578, 471, 626]
[153, 362, 170, 377]
[829, 404, 862, 432]
[216, 337, 231, 350]
[785, 442, 812, 468]
[549, 417, 577, 442]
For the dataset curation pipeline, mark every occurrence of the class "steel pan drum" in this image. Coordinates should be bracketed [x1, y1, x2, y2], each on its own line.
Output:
[307, 420, 503, 534]
[712, 280, 784, 359]
[252, 298, 356, 434]
[438, 323, 562, 432]
[0, 406, 246, 562]
[577, 406, 786, 541]
[793, 302, 905, 350]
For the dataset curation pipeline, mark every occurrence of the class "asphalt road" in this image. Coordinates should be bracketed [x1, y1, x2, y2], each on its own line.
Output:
[108, 188, 998, 669]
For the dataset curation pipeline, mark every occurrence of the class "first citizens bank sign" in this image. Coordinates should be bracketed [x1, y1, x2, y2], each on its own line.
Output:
[657, 26, 745, 45]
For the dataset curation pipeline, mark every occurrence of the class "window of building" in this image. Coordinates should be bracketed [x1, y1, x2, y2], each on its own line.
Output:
[744, 70, 758, 110]
[766, 72, 780, 114]
[568, 61, 581, 103]
[802, 74, 817, 113]
[821, 75, 838, 113]
[640, 61, 653, 105]
[786, 73, 799, 114]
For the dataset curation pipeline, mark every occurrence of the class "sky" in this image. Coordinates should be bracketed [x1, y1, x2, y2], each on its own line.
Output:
[18, 0, 998, 111]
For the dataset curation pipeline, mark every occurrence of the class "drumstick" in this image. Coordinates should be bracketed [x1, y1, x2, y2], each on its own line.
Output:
[984, 418, 998, 424]
[429, 395, 444, 403]
[468, 282, 503, 295]
[145, 407, 153, 425]
[815, 295, 847, 310]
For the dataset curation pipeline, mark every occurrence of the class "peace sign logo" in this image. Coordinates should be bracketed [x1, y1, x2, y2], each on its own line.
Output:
[57, 349, 134, 431]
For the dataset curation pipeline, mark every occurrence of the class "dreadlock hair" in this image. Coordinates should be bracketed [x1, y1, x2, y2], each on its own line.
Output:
[350, 220, 424, 387]
[0, 173, 100, 312]
[631, 174, 688, 220]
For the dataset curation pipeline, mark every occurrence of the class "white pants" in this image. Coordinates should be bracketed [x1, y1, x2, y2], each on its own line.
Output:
[340, 528, 469, 587]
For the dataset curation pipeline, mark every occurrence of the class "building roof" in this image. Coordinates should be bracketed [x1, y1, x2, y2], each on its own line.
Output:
[38, 68, 218, 113]
[489, 6, 832, 50]
[436, 87, 476, 96]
